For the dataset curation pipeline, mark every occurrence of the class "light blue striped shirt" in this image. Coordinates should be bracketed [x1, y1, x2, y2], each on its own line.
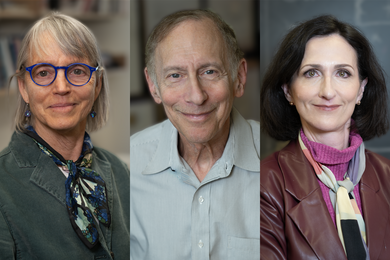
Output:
[130, 108, 259, 260]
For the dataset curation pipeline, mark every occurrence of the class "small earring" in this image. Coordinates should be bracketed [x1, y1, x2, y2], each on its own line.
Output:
[90, 107, 96, 118]
[357, 100, 361, 105]
[25, 103, 31, 118]
[289, 102, 294, 106]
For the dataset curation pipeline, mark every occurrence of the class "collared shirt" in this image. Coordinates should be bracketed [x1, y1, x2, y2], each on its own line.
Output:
[130, 108, 260, 260]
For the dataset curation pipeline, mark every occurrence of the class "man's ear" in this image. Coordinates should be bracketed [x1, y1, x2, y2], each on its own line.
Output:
[144, 67, 162, 104]
[281, 84, 293, 103]
[18, 77, 29, 104]
[234, 58, 247, 98]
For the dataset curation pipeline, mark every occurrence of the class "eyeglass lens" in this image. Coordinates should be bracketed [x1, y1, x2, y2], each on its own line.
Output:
[31, 64, 91, 86]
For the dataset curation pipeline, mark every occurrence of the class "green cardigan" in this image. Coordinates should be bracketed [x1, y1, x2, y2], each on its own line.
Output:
[0, 132, 129, 259]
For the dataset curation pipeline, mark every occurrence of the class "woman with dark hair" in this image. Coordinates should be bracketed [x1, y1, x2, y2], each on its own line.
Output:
[260, 15, 390, 259]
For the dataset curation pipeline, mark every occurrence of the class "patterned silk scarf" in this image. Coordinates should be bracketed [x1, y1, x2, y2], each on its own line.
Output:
[25, 127, 111, 249]
[298, 134, 369, 260]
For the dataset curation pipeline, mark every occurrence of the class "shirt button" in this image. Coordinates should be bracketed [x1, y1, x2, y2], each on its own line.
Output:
[198, 240, 204, 248]
[198, 196, 204, 204]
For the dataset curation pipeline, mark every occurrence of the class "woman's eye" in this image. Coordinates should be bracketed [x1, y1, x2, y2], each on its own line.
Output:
[305, 70, 317, 78]
[70, 68, 86, 75]
[38, 71, 48, 77]
[73, 69, 82, 75]
[338, 70, 350, 78]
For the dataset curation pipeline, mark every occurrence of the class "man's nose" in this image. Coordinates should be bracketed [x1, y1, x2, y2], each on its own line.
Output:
[185, 75, 208, 105]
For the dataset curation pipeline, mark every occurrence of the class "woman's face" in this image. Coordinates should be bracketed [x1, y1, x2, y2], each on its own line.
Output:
[18, 36, 101, 135]
[283, 33, 367, 137]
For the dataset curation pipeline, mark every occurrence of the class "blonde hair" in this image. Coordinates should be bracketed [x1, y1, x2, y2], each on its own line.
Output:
[12, 12, 109, 132]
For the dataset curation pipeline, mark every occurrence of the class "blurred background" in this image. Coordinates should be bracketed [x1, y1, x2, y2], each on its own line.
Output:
[0, 0, 129, 166]
[130, 0, 260, 136]
[260, 0, 390, 160]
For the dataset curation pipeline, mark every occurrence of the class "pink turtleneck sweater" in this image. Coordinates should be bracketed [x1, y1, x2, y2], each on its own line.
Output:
[300, 129, 364, 227]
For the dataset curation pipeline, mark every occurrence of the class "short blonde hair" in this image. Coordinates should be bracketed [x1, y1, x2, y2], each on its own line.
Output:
[12, 12, 109, 132]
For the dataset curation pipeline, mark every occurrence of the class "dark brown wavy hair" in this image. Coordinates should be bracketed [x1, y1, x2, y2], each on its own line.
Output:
[260, 15, 388, 141]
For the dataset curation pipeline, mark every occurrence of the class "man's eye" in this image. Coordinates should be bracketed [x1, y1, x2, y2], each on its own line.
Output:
[170, 74, 180, 78]
[205, 70, 214, 75]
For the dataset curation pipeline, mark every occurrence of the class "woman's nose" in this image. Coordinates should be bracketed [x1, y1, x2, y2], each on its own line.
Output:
[319, 76, 336, 100]
[53, 69, 71, 95]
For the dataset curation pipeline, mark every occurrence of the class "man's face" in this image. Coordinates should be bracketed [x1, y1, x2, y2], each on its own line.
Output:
[146, 19, 245, 144]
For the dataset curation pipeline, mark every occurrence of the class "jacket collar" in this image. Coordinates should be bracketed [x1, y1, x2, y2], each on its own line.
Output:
[9, 132, 68, 205]
[279, 140, 346, 259]
[359, 155, 389, 260]
[8, 131, 113, 246]
[8, 131, 112, 208]
[279, 139, 388, 259]
[9, 131, 41, 168]
[142, 107, 259, 175]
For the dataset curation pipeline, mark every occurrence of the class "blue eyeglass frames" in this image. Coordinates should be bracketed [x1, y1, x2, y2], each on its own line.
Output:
[25, 63, 99, 87]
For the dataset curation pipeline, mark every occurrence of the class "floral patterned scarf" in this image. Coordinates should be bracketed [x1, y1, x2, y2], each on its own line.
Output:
[25, 126, 111, 249]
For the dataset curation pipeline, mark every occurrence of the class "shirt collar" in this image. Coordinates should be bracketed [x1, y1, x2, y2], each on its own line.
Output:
[230, 107, 260, 172]
[142, 120, 177, 175]
[142, 107, 259, 175]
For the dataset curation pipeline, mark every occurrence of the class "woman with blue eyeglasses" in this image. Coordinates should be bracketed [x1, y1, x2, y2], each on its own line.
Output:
[0, 13, 129, 259]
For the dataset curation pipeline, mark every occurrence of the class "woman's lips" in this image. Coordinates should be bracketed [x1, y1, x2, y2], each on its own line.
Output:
[314, 105, 340, 111]
[49, 103, 76, 112]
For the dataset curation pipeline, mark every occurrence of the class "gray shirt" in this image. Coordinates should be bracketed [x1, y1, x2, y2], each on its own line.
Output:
[130, 108, 260, 260]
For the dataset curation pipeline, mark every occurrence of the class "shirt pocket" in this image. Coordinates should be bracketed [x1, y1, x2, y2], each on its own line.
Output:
[228, 236, 260, 260]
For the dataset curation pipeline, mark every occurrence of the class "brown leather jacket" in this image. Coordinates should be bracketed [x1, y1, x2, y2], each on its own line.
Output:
[261, 139, 390, 260]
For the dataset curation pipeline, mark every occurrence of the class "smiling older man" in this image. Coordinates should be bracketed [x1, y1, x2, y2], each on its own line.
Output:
[130, 9, 259, 260]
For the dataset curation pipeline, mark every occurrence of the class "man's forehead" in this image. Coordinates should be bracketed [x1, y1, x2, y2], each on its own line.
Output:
[162, 19, 221, 47]
[167, 18, 217, 37]
[154, 19, 225, 66]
